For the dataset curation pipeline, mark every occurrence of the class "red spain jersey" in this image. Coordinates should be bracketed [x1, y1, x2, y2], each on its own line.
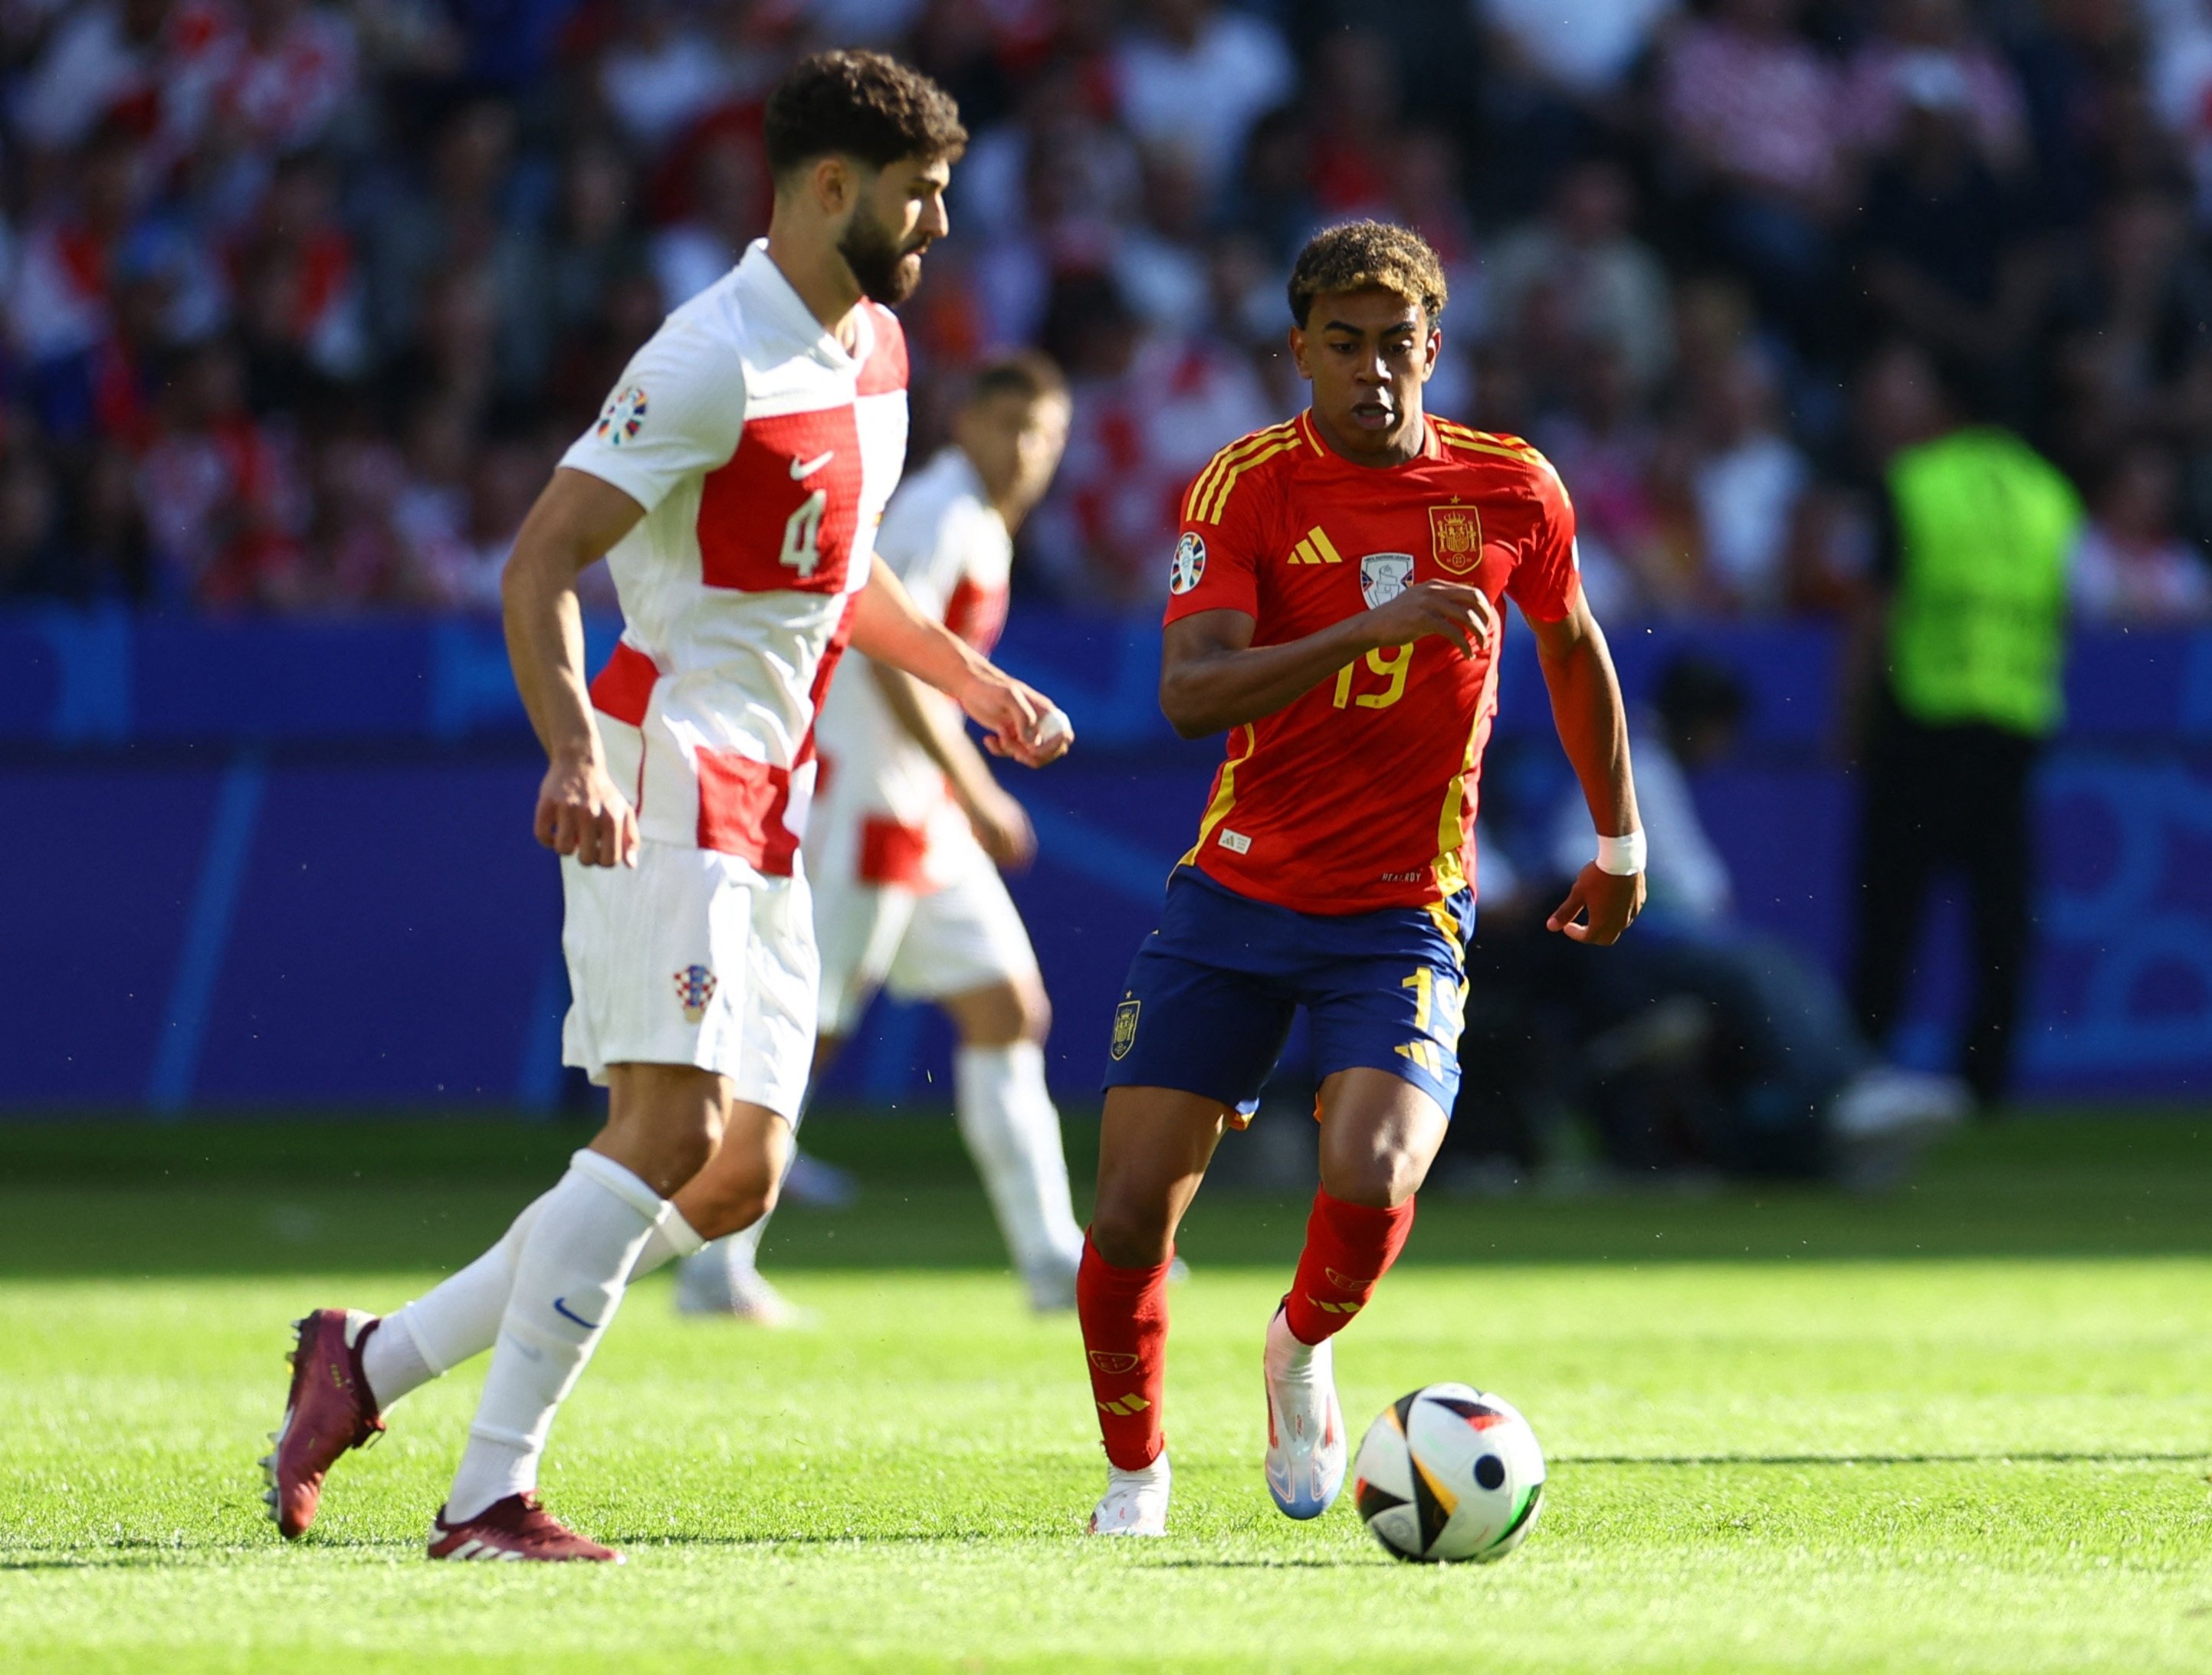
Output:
[1163, 409, 1580, 914]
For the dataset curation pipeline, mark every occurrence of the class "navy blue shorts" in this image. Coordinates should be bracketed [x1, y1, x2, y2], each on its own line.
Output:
[1101, 867, 1475, 1120]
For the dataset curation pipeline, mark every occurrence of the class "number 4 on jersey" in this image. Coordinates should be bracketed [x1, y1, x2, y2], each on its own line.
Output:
[781, 489, 827, 578]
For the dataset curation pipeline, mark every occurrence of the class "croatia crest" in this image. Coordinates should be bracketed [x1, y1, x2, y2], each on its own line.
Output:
[1429, 503, 1483, 574]
[672, 964, 717, 1024]
[597, 385, 648, 447]
[1359, 552, 1416, 609]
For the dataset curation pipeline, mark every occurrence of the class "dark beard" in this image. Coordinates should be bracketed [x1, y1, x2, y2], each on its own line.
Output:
[839, 204, 921, 306]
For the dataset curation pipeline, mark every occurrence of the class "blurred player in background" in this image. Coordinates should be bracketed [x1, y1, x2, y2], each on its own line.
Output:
[674, 351, 1088, 1319]
[263, 51, 1070, 1563]
[1078, 222, 1643, 1536]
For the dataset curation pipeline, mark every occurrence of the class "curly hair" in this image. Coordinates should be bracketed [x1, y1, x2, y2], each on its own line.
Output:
[764, 51, 967, 180]
[1286, 221, 1449, 329]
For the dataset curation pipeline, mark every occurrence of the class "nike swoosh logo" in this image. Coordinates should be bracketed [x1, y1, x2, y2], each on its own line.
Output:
[790, 451, 834, 480]
[551, 1296, 602, 1331]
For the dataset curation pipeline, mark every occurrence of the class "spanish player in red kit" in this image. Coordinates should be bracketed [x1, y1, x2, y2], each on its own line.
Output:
[1080, 222, 1646, 1536]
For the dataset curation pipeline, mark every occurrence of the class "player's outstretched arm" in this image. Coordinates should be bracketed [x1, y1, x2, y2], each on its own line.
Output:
[1159, 581, 1498, 739]
[869, 660, 1036, 869]
[1527, 592, 1645, 944]
[502, 467, 647, 868]
[849, 554, 1071, 769]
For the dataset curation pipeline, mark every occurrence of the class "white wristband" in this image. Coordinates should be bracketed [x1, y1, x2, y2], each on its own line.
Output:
[1596, 829, 1646, 877]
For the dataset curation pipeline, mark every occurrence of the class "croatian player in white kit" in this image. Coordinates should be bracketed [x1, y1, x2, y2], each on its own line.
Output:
[261, 52, 1068, 1562]
[673, 352, 1086, 1318]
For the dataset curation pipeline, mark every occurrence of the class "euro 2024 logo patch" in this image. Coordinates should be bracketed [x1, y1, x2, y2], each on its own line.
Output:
[597, 385, 648, 447]
[673, 964, 717, 1024]
[1169, 531, 1206, 595]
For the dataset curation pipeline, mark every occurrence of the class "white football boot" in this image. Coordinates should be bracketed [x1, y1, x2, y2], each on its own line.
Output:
[1088, 1452, 1170, 1536]
[1262, 1303, 1346, 1519]
[673, 1239, 813, 1326]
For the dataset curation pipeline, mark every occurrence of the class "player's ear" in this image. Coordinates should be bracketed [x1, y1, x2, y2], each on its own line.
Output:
[811, 154, 852, 218]
[1421, 325, 1441, 382]
[1288, 324, 1311, 380]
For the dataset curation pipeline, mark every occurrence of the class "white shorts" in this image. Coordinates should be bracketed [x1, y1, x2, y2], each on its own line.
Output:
[814, 844, 1040, 1037]
[560, 841, 818, 1120]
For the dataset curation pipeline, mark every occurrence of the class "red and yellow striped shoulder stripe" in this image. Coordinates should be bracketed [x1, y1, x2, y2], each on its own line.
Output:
[1430, 418, 1547, 469]
[1182, 419, 1308, 526]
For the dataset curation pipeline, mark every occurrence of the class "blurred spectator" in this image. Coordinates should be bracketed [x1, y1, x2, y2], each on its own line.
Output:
[228, 150, 369, 407]
[213, 0, 359, 158]
[1855, 50, 2046, 388]
[1840, 0, 2030, 175]
[0, 445, 75, 600]
[1660, 0, 1846, 340]
[1030, 272, 1268, 602]
[1686, 348, 1811, 615]
[1847, 342, 2082, 1109]
[652, 123, 770, 311]
[411, 436, 542, 612]
[1475, 0, 1675, 215]
[598, 2, 738, 159]
[2070, 443, 2212, 621]
[138, 337, 309, 608]
[1535, 345, 1671, 618]
[1111, 0, 1295, 204]
[1485, 159, 1673, 399]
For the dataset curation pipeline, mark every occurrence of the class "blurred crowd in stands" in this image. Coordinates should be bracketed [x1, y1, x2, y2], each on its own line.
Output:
[2, 0, 2211, 626]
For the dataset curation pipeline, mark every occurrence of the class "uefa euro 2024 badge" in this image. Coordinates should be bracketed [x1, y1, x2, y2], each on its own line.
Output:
[1170, 532, 1206, 595]
[673, 965, 717, 1024]
[597, 385, 648, 447]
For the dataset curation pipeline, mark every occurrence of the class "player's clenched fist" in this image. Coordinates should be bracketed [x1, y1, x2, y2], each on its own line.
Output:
[1361, 579, 1498, 657]
[961, 670, 1073, 768]
[533, 754, 639, 867]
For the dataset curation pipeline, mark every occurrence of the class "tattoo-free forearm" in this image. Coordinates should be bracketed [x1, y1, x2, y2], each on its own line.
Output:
[871, 658, 998, 809]
[1158, 614, 1385, 739]
[849, 557, 996, 697]
[1534, 610, 1638, 838]
[502, 546, 601, 769]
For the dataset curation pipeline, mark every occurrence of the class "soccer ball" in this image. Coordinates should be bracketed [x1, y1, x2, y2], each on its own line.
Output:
[1352, 1383, 1546, 1563]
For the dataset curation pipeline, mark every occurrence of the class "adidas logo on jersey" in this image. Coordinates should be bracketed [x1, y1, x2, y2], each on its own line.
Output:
[1286, 525, 1345, 565]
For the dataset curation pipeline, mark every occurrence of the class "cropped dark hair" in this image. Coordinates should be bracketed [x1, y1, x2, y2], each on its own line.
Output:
[1287, 221, 1449, 329]
[967, 350, 1068, 408]
[764, 51, 967, 180]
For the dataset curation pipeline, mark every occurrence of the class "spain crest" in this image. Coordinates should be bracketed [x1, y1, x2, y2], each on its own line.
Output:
[1111, 998, 1140, 1060]
[1429, 503, 1483, 575]
[672, 964, 717, 1024]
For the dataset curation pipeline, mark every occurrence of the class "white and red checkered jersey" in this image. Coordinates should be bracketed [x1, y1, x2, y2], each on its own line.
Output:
[811, 446, 1010, 891]
[560, 240, 908, 874]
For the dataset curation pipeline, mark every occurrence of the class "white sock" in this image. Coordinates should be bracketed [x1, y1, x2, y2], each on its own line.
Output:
[627, 1201, 707, 1282]
[363, 1186, 556, 1409]
[687, 1214, 769, 1283]
[444, 1151, 666, 1522]
[955, 1041, 1085, 1277]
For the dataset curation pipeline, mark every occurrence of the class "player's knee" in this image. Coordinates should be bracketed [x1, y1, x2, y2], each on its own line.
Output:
[1087, 1193, 1174, 1270]
[1321, 1144, 1428, 1210]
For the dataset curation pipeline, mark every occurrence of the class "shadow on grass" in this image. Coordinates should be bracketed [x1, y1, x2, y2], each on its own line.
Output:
[0, 1113, 2206, 1278]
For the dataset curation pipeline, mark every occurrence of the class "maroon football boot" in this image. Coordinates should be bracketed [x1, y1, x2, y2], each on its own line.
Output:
[262, 1308, 386, 1538]
[427, 1494, 625, 1562]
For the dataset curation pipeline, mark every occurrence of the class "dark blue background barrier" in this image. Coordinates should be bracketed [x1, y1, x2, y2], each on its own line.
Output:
[4, 607, 2208, 1109]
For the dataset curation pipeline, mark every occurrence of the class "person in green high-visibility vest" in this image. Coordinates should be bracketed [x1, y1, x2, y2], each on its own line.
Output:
[1846, 342, 2081, 1112]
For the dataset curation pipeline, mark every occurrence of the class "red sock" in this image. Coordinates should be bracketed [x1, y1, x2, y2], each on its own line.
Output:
[1283, 1188, 1416, 1346]
[1077, 1234, 1172, 1470]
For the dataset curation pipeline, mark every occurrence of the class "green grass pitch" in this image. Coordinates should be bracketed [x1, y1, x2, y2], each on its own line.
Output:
[0, 1113, 2207, 1673]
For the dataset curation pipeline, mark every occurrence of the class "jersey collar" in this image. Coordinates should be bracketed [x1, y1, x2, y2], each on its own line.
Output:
[1297, 407, 1441, 467]
[737, 238, 868, 372]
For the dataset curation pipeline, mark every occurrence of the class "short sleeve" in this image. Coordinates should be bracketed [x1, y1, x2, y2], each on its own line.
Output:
[559, 320, 745, 515]
[876, 485, 960, 616]
[1503, 454, 1581, 624]
[1162, 467, 1268, 624]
